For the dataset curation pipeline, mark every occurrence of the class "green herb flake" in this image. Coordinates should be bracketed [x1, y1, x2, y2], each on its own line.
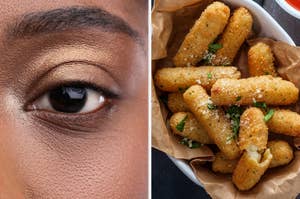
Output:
[207, 103, 217, 110]
[236, 96, 242, 101]
[176, 115, 188, 132]
[180, 138, 203, 149]
[264, 109, 275, 122]
[225, 105, 245, 140]
[207, 72, 212, 79]
[253, 101, 267, 110]
[226, 134, 236, 143]
[209, 43, 222, 53]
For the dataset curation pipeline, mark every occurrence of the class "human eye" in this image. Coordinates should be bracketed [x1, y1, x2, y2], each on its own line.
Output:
[22, 61, 122, 134]
[28, 82, 116, 114]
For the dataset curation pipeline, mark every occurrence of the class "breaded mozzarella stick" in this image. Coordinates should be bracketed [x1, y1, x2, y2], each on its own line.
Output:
[212, 7, 253, 66]
[154, 66, 241, 92]
[267, 109, 300, 137]
[170, 112, 213, 144]
[212, 152, 238, 174]
[233, 146, 272, 191]
[183, 85, 240, 159]
[211, 76, 299, 105]
[248, 42, 277, 77]
[173, 1, 230, 67]
[239, 107, 268, 151]
[268, 140, 294, 168]
[167, 93, 189, 113]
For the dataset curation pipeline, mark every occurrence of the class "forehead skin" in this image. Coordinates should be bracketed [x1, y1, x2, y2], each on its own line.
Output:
[0, 0, 147, 199]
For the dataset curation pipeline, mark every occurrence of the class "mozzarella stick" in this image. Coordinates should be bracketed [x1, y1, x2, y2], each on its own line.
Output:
[268, 140, 294, 168]
[213, 141, 294, 173]
[170, 112, 213, 144]
[173, 1, 230, 67]
[154, 66, 241, 92]
[239, 108, 268, 151]
[211, 76, 299, 105]
[183, 85, 240, 159]
[248, 42, 278, 77]
[232, 146, 273, 191]
[267, 109, 300, 137]
[212, 7, 253, 66]
[212, 152, 238, 174]
[167, 93, 189, 113]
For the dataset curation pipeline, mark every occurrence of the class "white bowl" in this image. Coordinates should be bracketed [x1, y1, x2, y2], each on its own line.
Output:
[276, 0, 300, 19]
[169, 0, 295, 187]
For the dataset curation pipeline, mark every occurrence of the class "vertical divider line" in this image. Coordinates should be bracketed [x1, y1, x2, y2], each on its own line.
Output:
[148, 0, 152, 198]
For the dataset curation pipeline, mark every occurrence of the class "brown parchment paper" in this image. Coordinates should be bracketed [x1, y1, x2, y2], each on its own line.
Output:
[152, 0, 300, 198]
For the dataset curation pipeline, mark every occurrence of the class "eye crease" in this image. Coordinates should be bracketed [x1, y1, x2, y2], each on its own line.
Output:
[30, 84, 108, 114]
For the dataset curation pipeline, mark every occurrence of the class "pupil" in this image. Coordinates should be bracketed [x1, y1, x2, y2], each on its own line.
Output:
[49, 86, 87, 113]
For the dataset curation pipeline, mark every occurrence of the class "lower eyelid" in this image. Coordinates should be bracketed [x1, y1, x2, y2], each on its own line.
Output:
[28, 102, 116, 135]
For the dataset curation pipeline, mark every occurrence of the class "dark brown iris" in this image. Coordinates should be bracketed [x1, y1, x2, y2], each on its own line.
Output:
[49, 85, 87, 113]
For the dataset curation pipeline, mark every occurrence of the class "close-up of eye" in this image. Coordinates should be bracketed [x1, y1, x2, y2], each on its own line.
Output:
[29, 84, 108, 114]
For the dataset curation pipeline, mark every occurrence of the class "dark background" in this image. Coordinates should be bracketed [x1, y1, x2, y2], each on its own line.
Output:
[152, 0, 300, 198]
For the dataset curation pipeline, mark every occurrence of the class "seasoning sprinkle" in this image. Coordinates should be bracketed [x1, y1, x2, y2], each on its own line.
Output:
[176, 115, 188, 132]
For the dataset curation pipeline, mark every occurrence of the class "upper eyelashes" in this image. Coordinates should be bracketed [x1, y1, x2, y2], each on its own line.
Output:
[28, 83, 109, 114]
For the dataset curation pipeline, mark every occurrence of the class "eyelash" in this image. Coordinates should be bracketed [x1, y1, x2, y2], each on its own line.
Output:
[24, 80, 120, 134]
[25, 80, 120, 113]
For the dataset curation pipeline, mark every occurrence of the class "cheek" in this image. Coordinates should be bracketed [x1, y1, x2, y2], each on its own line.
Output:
[0, 105, 147, 199]
[0, 120, 25, 198]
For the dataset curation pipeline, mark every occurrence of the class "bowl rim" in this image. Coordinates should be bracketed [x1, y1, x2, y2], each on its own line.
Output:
[275, 0, 300, 19]
[168, 0, 295, 187]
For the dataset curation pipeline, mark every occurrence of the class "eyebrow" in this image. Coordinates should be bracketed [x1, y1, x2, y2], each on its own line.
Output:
[9, 6, 141, 44]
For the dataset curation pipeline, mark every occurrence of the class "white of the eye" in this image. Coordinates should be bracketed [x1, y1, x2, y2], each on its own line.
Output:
[33, 88, 106, 113]
[34, 93, 52, 110]
[79, 89, 106, 113]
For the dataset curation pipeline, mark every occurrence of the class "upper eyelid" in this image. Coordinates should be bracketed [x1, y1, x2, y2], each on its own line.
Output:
[8, 38, 138, 99]
[26, 60, 119, 93]
[16, 43, 125, 84]
[24, 61, 122, 108]
[43, 81, 120, 99]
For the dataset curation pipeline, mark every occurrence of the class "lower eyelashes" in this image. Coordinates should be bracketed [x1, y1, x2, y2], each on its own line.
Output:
[29, 84, 108, 114]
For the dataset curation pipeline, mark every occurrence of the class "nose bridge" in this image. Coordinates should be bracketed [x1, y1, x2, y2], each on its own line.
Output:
[0, 121, 25, 198]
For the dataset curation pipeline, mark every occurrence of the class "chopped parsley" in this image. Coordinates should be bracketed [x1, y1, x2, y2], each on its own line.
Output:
[236, 96, 242, 102]
[253, 101, 267, 111]
[176, 115, 188, 132]
[180, 138, 202, 149]
[207, 103, 217, 110]
[264, 109, 275, 122]
[207, 72, 212, 79]
[209, 43, 222, 53]
[252, 102, 274, 122]
[225, 105, 244, 140]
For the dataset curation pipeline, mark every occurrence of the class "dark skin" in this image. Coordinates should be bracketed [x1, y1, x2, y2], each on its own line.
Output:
[0, 0, 147, 198]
